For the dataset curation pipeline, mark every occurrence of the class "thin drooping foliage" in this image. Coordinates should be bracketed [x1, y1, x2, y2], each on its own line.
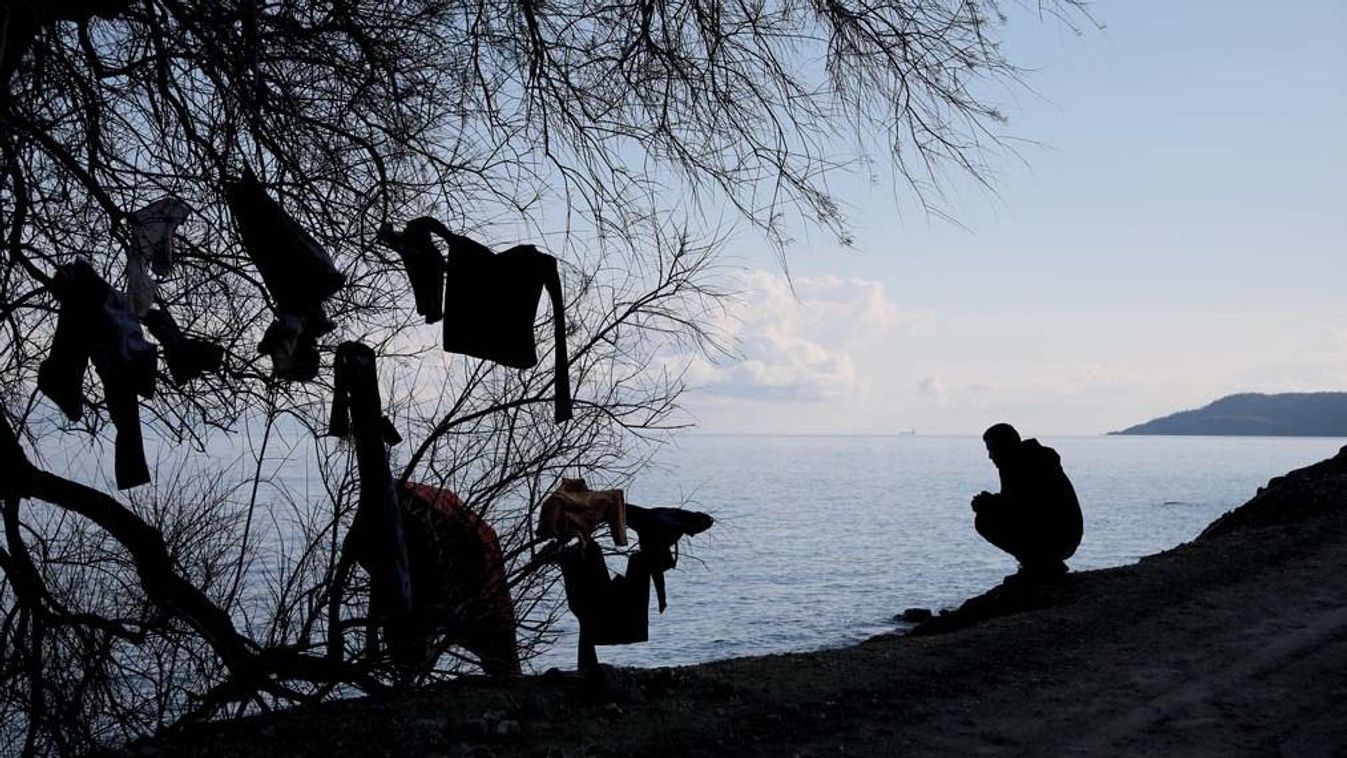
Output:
[0, 0, 1087, 753]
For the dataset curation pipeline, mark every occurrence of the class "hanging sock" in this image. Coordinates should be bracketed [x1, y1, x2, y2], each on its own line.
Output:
[37, 259, 156, 489]
[441, 233, 572, 423]
[123, 196, 193, 317]
[143, 307, 224, 386]
[377, 217, 450, 324]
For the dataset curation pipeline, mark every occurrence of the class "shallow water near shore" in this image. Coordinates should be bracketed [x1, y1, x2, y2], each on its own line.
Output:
[531, 434, 1344, 671]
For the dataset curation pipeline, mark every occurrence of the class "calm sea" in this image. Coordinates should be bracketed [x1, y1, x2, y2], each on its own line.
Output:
[34, 430, 1346, 672]
[532, 434, 1345, 670]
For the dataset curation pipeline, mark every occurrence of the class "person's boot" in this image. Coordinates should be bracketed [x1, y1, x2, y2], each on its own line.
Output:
[1004, 560, 1068, 587]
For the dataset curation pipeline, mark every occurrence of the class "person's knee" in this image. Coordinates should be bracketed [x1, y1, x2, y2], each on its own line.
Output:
[974, 510, 1004, 542]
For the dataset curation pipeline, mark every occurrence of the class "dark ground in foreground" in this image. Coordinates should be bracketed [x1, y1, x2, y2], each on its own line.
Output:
[130, 446, 1347, 757]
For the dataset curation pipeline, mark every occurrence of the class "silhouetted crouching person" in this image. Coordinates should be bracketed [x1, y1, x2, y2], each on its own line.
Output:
[973, 423, 1083, 579]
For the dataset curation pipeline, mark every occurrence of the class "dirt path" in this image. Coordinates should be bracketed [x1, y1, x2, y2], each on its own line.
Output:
[135, 447, 1347, 757]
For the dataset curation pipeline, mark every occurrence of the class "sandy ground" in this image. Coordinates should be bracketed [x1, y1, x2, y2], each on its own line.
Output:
[131, 445, 1347, 757]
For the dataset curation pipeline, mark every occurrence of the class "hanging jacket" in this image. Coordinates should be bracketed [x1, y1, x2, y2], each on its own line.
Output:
[399, 483, 521, 677]
[441, 233, 572, 423]
[376, 217, 450, 324]
[37, 259, 156, 489]
[124, 196, 193, 316]
[329, 341, 412, 617]
[143, 307, 224, 386]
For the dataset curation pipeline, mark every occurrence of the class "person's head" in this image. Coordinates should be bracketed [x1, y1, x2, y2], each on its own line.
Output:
[982, 423, 1021, 468]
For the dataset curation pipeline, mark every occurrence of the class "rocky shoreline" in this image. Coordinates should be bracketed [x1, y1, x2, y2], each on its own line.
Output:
[130, 445, 1347, 757]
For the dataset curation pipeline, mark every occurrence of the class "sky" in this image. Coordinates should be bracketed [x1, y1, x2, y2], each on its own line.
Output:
[679, 0, 1347, 436]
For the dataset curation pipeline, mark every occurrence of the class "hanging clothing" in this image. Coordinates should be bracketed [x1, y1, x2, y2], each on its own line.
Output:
[376, 217, 450, 324]
[559, 539, 652, 647]
[441, 233, 572, 423]
[225, 168, 344, 380]
[225, 168, 343, 314]
[329, 342, 412, 620]
[539, 477, 627, 546]
[143, 307, 223, 386]
[130, 196, 193, 276]
[399, 483, 521, 677]
[124, 196, 193, 316]
[548, 480, 714, 667]
[626, 505, 714, 612]
[256, 312, 332, 383]
[37, 259, 156, 489]
[2, 0, 132, 89]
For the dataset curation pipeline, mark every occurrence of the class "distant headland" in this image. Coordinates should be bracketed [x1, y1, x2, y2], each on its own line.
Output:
[1113, 392, 1347, 437]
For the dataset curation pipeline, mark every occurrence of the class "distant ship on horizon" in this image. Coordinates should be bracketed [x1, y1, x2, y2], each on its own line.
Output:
[895, 428, 917, 435]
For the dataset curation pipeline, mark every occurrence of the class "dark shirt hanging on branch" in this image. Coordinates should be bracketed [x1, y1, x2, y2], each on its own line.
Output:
[560, 540, 653, 647]
[376, 217, 451, 324]
[37, 259, 156, 489]
[441, 232, 573, 423]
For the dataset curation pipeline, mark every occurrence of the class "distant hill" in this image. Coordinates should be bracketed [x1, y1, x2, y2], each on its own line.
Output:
[1113, 392, 1347, 437]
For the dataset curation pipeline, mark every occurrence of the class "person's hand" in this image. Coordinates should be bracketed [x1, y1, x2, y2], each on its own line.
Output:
[971, 491, 993, 512]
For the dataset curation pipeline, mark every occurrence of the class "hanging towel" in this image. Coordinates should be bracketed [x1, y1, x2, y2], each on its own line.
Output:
[441, 233, 572, 423]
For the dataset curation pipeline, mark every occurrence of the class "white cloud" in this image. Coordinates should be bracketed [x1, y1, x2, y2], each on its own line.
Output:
[917, 374, 945, 401]
[676, 270, 928, 402]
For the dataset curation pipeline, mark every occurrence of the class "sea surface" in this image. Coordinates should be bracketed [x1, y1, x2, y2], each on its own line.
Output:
[34, 429, 1347, 672]
[531, 434, 1345, 671]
